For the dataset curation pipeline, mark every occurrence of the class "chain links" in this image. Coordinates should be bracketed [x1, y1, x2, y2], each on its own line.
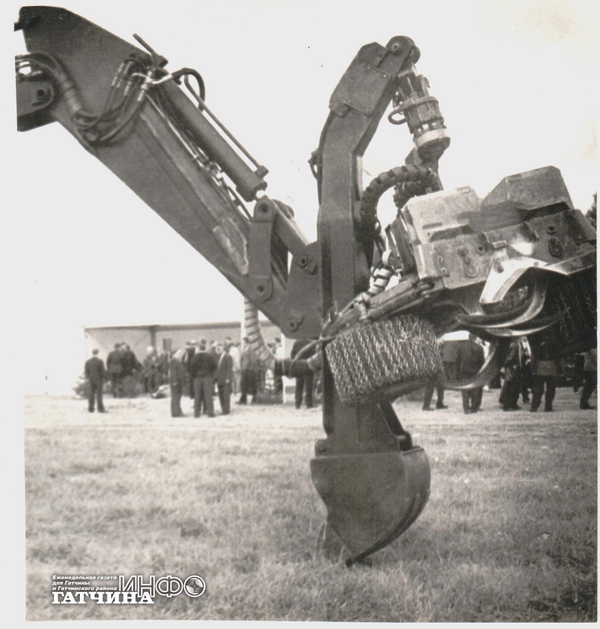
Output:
[325, 314, 442, 406]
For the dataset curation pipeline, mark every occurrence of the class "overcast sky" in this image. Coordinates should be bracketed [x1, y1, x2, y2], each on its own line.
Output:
[7, 0, 598, 390]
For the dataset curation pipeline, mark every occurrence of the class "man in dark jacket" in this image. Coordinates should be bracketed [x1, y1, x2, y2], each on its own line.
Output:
[106, 343, 123, 398]
[215, 342, 234, 415]
[530, 343, 565, 413]
[84, 349, 107, 413]
[500, 339, 522, 411]
[182, 340, 198, 399]
[291, 338, 315, 409]
[120, 344, 141, 398]
[456, 335, 486, 414]
[168, 349, 186, 417]
[191, 339, 217, 417]
[442, 339, 460, 382]
[142, 346, 160, 394]
[580, 348, 597, 410]
[573, 352, 585, 393]
[520, 341, 533, 404]
[238, 338, 260, 404]
[423, 337, 447, 411]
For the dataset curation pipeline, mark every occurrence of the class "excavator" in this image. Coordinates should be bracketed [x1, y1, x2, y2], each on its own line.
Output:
[15, 6, 596, 564]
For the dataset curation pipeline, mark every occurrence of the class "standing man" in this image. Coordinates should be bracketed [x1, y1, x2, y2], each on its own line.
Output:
[120, 344, 141, 398]
[441, 338, 460, 382]
[500, 338, 522, 411]
[520, 339, 533, 404]
[573, 352, 586, 393]
[456, 334, 485, 414]
[157, 348, 169, 388]
[238, 338, 259, 405]
[229, 340, 241, 396]
[422, 372, 445, 411]
[142, 346, 160, 394]
[580, 348, 597, 410]
[273, 337, 284, 400]
[182, 340, 198, 400]
[209, 339, 219, 396]
[84, 349, 107, 413]
[190, 339, 217, 418]
[423, 337, 447, 411]
[530, 342, 564, 413]
[168, 349, 186, 418]
[215, 342, 234, 415]
[291, 338, 315, 409]
[106, 343, 123, 398]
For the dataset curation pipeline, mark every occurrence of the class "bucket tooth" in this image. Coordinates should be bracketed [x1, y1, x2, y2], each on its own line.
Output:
[310, 448, 430, 563]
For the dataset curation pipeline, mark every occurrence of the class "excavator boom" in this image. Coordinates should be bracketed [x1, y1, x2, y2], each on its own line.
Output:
[16, 6, 320, 338]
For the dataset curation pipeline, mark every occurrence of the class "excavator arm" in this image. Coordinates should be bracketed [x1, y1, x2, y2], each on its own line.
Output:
[15, 6, 596, 564]
[15, 5, 320, 339]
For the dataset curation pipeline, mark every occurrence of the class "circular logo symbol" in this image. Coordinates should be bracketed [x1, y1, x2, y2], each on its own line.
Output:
[184, 575, 206, 598]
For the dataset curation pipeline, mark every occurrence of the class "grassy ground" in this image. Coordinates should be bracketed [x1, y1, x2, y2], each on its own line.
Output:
[24, 387, 596, 621]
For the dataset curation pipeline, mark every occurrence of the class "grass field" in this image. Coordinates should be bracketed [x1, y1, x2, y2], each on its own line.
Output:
[23, 387, 596, 622]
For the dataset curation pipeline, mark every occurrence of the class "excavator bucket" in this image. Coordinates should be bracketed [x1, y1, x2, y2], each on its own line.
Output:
[274, 311, 435, 562]
[307, 315, 441, 562]
[311, 448, 430, 563]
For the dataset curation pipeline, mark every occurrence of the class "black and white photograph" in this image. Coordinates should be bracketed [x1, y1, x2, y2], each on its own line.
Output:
[7, 0, 597, 623]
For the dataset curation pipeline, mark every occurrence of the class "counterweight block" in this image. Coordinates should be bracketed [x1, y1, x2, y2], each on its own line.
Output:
[310, 448, 431, 563]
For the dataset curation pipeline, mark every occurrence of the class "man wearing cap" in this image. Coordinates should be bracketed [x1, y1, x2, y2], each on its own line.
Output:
[190, 339, 217, 417]
[84, 349, 107, 413]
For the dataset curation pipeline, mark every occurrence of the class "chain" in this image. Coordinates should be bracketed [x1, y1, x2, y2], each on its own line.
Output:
[325, 314, 442, 406]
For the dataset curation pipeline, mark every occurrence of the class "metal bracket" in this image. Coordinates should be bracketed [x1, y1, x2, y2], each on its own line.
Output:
[456, 245, 479, 278]
[16, 78, 56, 131]
[247, 197, 275, 301]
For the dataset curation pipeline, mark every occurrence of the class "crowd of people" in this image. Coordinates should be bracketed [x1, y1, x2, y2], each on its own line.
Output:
[420, 335, 597, 415]
[82, 342, 148, 412]
[499, 339, 597, 413]
[83, 336, 322, 416]
[84, 334, 596, 416]
[422, 334, 486, 414]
